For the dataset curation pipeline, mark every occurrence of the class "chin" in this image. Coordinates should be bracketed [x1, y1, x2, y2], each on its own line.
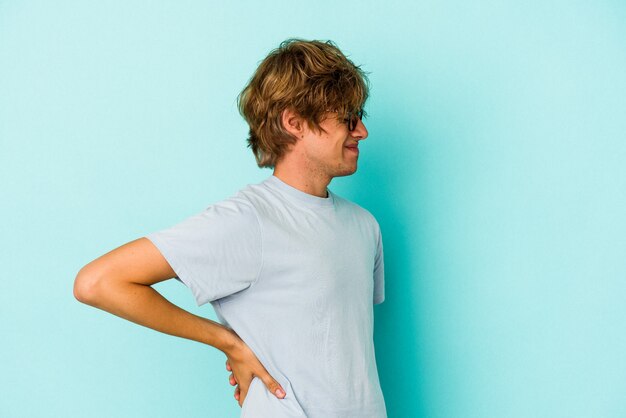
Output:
[331, 167, 358, 178]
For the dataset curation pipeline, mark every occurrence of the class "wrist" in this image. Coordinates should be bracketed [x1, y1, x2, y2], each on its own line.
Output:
[217, 327, 242, 355]
[197, 317, 241, 354]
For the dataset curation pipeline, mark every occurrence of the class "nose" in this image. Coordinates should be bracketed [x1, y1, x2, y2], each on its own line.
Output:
[351, 118, 368, 141]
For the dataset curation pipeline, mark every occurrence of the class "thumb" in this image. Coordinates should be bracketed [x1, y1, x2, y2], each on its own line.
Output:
[259, 373, 286, 399]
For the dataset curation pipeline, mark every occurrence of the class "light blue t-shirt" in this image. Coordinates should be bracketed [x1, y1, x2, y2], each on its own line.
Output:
[145, 175, 386, 418]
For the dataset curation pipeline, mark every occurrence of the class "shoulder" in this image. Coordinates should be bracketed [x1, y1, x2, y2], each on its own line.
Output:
[210, 189, 257, 214]
[230, 180, 273, 209]
[185, 188, 261, 235]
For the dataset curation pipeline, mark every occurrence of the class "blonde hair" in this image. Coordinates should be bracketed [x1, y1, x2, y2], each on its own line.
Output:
[237, 38, 370, 168]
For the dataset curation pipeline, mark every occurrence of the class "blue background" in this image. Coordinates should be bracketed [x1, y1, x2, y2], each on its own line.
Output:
[1, 1, 625, 417]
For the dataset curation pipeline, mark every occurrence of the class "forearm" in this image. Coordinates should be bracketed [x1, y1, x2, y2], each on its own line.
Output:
[78, 278, 237, 354]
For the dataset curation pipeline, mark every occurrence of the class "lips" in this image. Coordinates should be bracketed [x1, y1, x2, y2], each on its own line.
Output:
[345, 145, 359, 154]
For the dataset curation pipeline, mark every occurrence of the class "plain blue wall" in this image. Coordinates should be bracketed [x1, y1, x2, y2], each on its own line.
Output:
[1, 1, 625, 417]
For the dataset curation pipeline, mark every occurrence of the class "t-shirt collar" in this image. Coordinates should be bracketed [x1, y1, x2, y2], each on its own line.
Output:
[264, 175, 335, 208]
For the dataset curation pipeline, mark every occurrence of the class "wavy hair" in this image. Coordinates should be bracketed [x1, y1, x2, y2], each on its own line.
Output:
[237, 38, 370, 168]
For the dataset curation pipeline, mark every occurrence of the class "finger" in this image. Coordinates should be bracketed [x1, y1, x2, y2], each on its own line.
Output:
[229, 373, 237, 386]
[259, 373, 286, 399]
[226, 360, 231, 371]
[238, 388, 245, 408]
[235, 386, 240, 404]
[238, 381, 251, 408]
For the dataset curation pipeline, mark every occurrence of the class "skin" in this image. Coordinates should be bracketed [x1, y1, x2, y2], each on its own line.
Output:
[72, 107, 368, 409]
[272, 107, 369, 198]
[73, 237, 286, 408]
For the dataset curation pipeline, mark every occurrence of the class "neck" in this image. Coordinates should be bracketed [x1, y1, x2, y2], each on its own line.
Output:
[273, 161, 331, 199]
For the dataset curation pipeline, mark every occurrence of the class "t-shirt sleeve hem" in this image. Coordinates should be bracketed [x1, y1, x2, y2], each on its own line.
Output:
[241, 195, 264, 289]
[144, 234, 208, 307]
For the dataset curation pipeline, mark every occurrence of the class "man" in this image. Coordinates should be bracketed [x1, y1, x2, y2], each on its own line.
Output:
[74, 38, 386, 418]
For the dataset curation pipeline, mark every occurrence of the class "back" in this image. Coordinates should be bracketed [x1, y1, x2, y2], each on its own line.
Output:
[145, 175, 386, 418]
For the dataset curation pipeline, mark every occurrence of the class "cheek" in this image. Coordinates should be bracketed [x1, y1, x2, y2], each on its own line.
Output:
[304, 142, 331, 160]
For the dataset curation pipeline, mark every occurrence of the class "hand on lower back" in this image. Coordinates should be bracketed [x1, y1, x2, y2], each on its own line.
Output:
[223, 329, 286, 407]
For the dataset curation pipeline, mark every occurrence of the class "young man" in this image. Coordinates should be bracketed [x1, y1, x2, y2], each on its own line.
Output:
[74, 38, 386, 418]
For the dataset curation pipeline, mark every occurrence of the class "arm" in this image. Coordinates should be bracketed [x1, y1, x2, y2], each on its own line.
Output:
[73, 237, 285, 406]
[73, 237, 236, 350]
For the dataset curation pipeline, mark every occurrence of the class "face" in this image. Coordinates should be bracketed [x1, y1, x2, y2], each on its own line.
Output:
[298, 111, 369, 179]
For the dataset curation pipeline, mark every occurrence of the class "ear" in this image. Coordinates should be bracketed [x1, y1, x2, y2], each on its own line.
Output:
[281, 107, 305, 138]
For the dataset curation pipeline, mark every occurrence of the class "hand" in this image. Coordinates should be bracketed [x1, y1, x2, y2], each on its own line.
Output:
[223, 330, 286, 408]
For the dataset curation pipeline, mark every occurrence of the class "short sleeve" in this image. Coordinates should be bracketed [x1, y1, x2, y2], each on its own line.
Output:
[373, 222, 385, 305]
[144, 193, 262, 306]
